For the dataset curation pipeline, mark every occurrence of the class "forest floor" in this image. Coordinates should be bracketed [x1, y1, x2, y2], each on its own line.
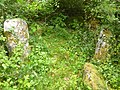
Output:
[29, 29, 119, 90]
[31, 31, 86, 89]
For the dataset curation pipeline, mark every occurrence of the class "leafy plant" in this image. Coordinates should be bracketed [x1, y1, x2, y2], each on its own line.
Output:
[0, 0, 120, 89]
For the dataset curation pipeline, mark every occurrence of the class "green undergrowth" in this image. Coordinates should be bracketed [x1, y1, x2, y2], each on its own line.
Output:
[0, 27, 88, 90]
[0, 0, 120, 89]
[30, 29, 87, 90]
[0, 24, 119, 90]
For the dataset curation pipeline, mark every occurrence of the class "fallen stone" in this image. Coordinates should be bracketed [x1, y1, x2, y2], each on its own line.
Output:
[83, 63, 108, 90]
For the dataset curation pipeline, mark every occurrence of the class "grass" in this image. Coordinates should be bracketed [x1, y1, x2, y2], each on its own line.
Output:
[30, 29, 86, 90]
[1, 26, 119, 90]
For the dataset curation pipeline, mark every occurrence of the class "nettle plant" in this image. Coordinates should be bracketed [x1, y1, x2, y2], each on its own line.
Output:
[84, 0, 120, 89]
[85, 0, 119, 56]
[84, 0, 118, 27]
[0, 37, 50, 89]
[1, 26, 56, 90]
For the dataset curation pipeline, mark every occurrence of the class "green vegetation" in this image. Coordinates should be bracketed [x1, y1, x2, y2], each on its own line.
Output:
[0, 0, 120, 90]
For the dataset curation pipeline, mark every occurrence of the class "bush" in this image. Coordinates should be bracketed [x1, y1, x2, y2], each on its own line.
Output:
[0, 0, 120, 89]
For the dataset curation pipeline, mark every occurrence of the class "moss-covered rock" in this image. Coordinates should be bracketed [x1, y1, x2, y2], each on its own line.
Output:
[4, 18, 30, 57]
[83, 63, 108, 90]
[94, 28, 112, 61]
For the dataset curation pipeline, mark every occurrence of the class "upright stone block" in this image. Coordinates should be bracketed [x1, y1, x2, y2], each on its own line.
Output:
[4, 18, 30, 57]
[94, 28, 112, 60]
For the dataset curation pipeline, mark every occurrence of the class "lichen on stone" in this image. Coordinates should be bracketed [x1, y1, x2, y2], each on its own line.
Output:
[94, 28, 112, 60]
[83, 63, 108, 90]
[4, 18, 30, 57]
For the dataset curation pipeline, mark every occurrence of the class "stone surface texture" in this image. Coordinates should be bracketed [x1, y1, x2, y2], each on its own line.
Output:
[83, 63, 108, 90]
[94, 28, 112, 60]
[4, 18, 29, 57]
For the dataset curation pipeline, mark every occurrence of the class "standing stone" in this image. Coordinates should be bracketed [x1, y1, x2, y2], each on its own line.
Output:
[83, 63, 108, 90]
[4, 18, 30, 57]
[94, 28, 112, 60]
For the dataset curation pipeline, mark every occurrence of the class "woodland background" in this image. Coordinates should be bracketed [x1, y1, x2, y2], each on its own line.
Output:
[0, 0, 120, 90]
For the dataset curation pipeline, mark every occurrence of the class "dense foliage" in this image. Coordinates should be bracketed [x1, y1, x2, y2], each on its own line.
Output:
[0, 0, 120, 90]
